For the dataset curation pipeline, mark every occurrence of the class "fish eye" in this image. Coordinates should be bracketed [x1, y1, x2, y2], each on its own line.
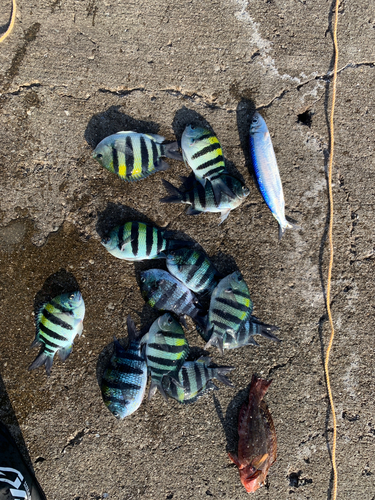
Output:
[96, 153, 103, 158]
[225, 287, 232, 293]
[140, 276, 146, 283]
[167, 316, 173, 324]
[237, 275, 243, 282]
[252, 116, 259, 125]
[102, 236, 110, 244]
[113, 411, 121, 419]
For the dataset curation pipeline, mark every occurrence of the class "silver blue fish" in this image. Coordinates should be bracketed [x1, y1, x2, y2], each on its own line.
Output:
[162, 356, 234, 404]
[160, 174, 249, 224]
[249, 112, 300, 239]
[141, 313, 190, 400]
[101, 316, 147, 419]
[29, 292, 85, 376]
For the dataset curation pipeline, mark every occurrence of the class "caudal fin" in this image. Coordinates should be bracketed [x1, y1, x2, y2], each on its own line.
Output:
[215, 366, 235, 387]
[148, 379, 168, 401]
[160, 179, 184, 204]
[249, 316, 280, 342]
[163, 141, 183, 161]
[279, 219, 301, 240]
[28, 351, 54, 376]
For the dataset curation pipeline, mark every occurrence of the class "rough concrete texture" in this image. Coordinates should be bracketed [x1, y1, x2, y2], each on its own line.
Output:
[0, 0, 374, 499]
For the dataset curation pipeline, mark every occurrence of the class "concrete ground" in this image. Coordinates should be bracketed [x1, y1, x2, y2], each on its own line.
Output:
[0, 0, 374, 499]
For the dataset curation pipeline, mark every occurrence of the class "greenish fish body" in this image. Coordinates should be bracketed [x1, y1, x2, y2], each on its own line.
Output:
[205, 272, 252, 353]
[29, 292, 85, 375]
[141, 313, 190, 399]
[166, 247, 220, 294]
[160, 175, 249, 224]
[101, 316, 147, 419]
[181, 125, 237, 203]
[163, 357, 234, 404]
[102, 221, 190, 261]
[93, 131, 182, 182]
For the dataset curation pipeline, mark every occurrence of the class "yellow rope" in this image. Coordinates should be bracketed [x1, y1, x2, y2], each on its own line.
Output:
[325, 0, 339, 499]
[0, 0, 17, 44]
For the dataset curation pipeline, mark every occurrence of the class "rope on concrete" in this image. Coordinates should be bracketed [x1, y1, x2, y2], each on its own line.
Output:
[0, 0, 17, 44]
[325, 0, 340, 498]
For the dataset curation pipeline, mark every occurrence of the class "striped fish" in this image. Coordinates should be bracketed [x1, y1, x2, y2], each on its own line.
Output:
[29, 292, 85, 376]
[141, 313, 189, 400]
[205, 272, 252, 353]
[223, 316, 280, 349]
[101, 221, 192, 261]
[140, 269, 206, 330]
[160, 174, 250, 224]
[249, 112, 300, 239]
[166, 247, 221, 294]
[101, 316, 147, 419]
[93, 131, 182, 182]
[181, 125, 237, 203]
[162, 357, 234, 404]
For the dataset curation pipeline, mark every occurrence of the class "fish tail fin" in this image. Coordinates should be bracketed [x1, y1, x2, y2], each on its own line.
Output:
[162, 141, 183, 161]
[196, 323, 211, 343]
[160, 179, 184, 203]
[215, 367, 235, 387]
[148, 379, 168, 401]
[249, 316, 281, 342]
[249, 374, 272, 403]
[279, 219, 301, 240]
[126, 315, 142, 341]
[28, 351, 54, 376]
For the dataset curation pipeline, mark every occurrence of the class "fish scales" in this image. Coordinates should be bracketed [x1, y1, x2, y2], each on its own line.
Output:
[162, 357, 234, 404]
[29, 292, 85, 375]
[101, 316, 147, 419]
[160, 174, 249, 224]
[166, 248, 220, 294]
[229, 375, 277, 492]
[249, 113, 300, 239]
[102, 221, 189, 261]
[205, 272, 252, 353]
[141, 313, 189, 399]
[93, 131, 182, 182]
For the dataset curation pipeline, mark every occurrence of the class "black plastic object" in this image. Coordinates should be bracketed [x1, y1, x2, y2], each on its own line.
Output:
[0, 422, 46, 500]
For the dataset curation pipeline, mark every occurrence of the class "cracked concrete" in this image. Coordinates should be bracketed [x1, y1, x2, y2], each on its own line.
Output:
[0, 0, 374, 499]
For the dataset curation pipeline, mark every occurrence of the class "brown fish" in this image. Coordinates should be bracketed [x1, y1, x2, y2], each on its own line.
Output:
[228, 375, 277, 493]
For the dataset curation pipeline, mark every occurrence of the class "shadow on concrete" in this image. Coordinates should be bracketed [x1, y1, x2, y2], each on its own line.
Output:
[84, 106, 160, 149]
[236, 98, 257, 183]
[33, 269, 80, 318]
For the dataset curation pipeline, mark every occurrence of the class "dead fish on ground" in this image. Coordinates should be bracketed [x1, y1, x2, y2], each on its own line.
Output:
[228, 375, 277, 493]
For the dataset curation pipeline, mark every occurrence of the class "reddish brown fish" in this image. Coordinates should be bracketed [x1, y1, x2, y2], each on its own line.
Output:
[229, 375, 277, 493]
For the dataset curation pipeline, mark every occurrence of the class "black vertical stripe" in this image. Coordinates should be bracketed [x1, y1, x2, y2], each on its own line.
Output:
[202, 165, 225, 178]
[140, 136, 149, 175]
[171, 380, 179, 398]
[173, 290, 189, 313]
[151, 140, 159, 168]
[197, 183, 207, 209]
[42, 309, 73, 329]
[118, 225, 124, 249]
[146, 224, 154, 256]
[125, 136, 134, 177]
[196, 156, 224, 172]
[131, 222, 139, 257]
[197, 264, 214, 290]
[157, 229, 164, 254]
[112, 146, 119, 174]
[191, 143, 221, 160]
[182, 367, 190, 392]
[194, 363, 203, 390]
[186, 253, 206, 285]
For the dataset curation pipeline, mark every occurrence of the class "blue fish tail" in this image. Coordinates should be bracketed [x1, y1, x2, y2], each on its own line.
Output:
[163, 141, 183, 161]
[279, 219, 301, 240]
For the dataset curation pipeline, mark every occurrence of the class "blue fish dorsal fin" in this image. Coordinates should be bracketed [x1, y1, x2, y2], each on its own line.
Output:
[126, 315, 141, 342]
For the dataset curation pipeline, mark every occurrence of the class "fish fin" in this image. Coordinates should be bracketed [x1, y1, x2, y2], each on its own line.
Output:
[205, 334, 223, 354]
[186, 206, 202, 216]
[279, 219, 301, 240]
[163, 141, 183, 161]
[154, 159, 170, 172]
[144, 133, 165, 142]
[215, 367, 235, 387]
[154, 332, 168, 344]
[28, 351, 54, 376]
[228, 451, 241, 468]
[251, 453, 269, 469]
[165, 237, 194, 251]
[179, 315, 188, 329]
[167, 371, 184, 387]
[211, 177, 236, 204]
[76, 321, 83, 337]
[196, 356, 212, 365]
[120, 235, 134, 251]
[190, 311, 207, 331]
[30, 338, 41, 349]
[207, 380, 219, 391]
[260, 401, 277, 464]
[58, 344, 73, 361]
[160, 179, 183, 203]
[148, 380, 168, 401]
[248, 375, 272, 405]
[219, 209, 231, 225]
[179, 174, 196, 188]
[249, 317, 281, 342]
[127, 315, 141, 341]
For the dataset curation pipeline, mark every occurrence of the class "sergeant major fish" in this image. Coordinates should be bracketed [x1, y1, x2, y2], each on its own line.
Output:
[205, 272, 252, 354]
[29, 291, 85, 376]
[181, 125, 237, 203]
[140, 269, 206, 330]
[160, 174, 249, 224]
[228, 375, 277, 493]
[141, 313, 189, 400]
[163, 356, 234, 404]
[249, 112, 300, 239]
[166, 247, 221, 295]
[93, 131, 182, 182]
[102, 221, 192, 261]
[101, 316, 147, 419]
